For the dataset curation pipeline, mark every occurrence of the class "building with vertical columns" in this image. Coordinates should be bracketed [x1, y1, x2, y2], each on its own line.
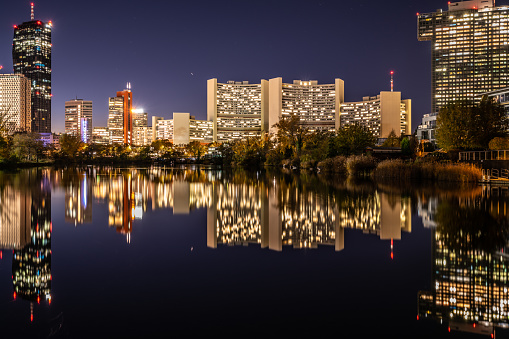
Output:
[12, 5, 52, 133]
[207, 79, 269, 142]
[152, 116, 163, 142]
[340, 91, 411, 139]
[268, 78, 344, 133]
[418, 0, 509, 113]
[65, 99, 92, 143]
[0, 74, 31, 134]
[108, 87, 132, 145]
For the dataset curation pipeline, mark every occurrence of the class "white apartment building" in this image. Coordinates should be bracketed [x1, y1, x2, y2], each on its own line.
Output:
[268, 78, 344, 133]
[0, 74, 31, 134]
[341, 91, 411, 139]
[65, 99, 92, 143]
[207, 79, 269, 142]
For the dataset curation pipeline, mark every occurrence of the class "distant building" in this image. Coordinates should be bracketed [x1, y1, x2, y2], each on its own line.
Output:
[92, 127, 109, 145]
[156, 119, 174, 141]
[13, 9, 52, 133]
[268, 78, 344, 133]
[418, 0, 509, 113]
[151, 116, 163, 142]
[173, 113, 213, 145]
[131, 109, 150, 146]
[416, 113, 437, 143]
[0, 74, 31, 134]
[341, 91, 411, 139]
[132, 127, 152, 146]
[65, 99, 92, 143]
[207, 79, 269, 142]
[108, 87, 133, 144]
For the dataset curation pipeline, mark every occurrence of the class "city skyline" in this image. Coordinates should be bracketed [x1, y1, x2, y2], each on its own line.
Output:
[0, 0, 480, 134]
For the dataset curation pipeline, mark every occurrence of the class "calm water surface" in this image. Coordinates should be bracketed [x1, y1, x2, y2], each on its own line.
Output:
[0, 166, 508, 338]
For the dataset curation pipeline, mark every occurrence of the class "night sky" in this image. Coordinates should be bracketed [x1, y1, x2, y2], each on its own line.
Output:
[1, 0, 505, 133]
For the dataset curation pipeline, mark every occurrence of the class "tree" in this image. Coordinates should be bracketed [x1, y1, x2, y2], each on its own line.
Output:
[489, 137, 509, 150]
[186, 141, 208, 161]
[59, 133, 84, 158]
[381, 129, 400, 147]
[272, 114, 308, 157]
[436, 96, 508, 150]
[334, 123, 376, 155]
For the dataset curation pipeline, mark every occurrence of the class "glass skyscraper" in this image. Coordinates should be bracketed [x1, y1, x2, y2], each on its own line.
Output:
[12, 13, 52, 133]
[418, 0, 509, 113]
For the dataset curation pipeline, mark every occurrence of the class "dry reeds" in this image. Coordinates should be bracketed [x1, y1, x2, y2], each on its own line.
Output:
[373, 159, 482, 183]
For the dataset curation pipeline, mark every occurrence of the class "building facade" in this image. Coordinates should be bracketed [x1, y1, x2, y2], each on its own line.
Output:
[0, 74, 31, 134]
[418, 0, 509, 113]
[416, 112, 438, 143]
[173, 113, 213, 145]
[156, 119, 174, 141]
[341, 91, 411, 139]
[207, 79, 269, 142]
[268, 78, 344, 133]
[12, 13, 52, 133]
[108, 88, 132, 145]
[64, 99, 92, 143]
[92, 127, 109, 145]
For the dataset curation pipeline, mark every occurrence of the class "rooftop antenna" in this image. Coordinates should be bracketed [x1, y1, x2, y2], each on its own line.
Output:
[390, 70, 394, 92]
[127, 82, 131, 90]
[31, 3, 34, 21]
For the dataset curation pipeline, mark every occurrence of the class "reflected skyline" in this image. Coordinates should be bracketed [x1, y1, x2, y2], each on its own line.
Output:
[3, 167, 509, 337]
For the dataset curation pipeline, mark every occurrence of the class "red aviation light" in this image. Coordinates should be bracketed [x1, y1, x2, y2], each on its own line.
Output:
[417, 13, 420, 16]
[37, 21, 41, 25]
[13, 25, 17, 29]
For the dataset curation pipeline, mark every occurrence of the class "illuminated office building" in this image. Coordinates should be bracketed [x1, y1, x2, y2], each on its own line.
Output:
[151, 116, 163, 142]
[341, 92, 411, 139]
[418, 0, 509, 113]
[156, 119, 174, 141]
[12, 7, 52, 133]
[65, 99, 92, 143]
[174, 113, 213, 145]
[268, 78, 344, 132]
[207, 79, 269, 142]
[131, 109, 151, 146]
[92, 127, 109, 145]
[108, 86, 132, 144]
[0, 74, 31, 134]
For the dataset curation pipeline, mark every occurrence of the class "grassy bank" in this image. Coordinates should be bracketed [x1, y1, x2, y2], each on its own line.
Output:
[373, 159, 482, 183]
[313, 155, 482, 183]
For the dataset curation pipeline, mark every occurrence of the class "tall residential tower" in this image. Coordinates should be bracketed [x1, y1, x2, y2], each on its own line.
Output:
[418, 0, 509, 112]
[12, 4, 52, 133]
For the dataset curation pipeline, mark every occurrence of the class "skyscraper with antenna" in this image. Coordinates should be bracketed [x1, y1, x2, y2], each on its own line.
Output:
[12, 3, 52, 133]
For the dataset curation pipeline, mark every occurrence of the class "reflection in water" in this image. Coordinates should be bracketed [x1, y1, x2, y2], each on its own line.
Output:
[4, 166, 509, 335]
[0, 169, 52, 324]
[418, 187, 509, 336]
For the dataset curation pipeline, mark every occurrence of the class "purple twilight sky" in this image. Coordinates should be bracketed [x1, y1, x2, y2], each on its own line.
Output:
[1, 0, 501, 133]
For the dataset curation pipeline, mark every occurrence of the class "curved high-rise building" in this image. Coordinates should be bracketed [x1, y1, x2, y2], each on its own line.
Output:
[12, 6, 52, 133]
